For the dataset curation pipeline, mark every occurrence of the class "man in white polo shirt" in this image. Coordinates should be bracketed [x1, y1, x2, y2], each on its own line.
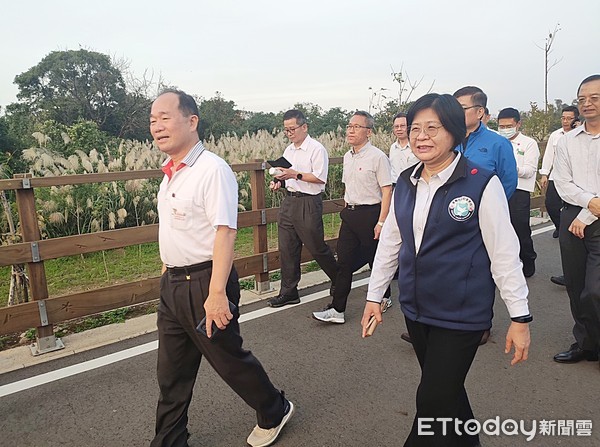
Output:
[267, 109, 339, 308]
[497, 107, 540, 277]
[150, 90, 293, 447]
[389, 112, 419, 186]
[313, 111, 392, 324]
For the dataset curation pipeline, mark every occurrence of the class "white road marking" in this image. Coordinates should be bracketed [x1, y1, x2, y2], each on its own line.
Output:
[531, 225, 554, 236]
[0, 278, 370, 398]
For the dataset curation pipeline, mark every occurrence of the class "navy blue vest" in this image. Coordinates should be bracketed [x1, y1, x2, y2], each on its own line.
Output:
[394, 155, 496, 331]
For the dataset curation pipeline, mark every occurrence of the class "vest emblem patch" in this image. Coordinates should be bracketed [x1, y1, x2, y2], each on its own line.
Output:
[448, 196, 475, 221]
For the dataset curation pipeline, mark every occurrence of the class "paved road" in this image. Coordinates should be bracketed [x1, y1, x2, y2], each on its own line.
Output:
[1, 227, 599, 447]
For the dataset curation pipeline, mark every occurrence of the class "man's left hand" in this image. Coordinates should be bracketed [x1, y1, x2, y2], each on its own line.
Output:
[568, 218, 588, 239]
[275, 167, 299, 181]
[588, 197, 600, 217]
[203, 291, 233, 338]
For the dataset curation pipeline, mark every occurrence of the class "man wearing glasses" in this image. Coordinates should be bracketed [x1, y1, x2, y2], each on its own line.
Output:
[267, 109, 339, 308]
[313, 111, 392, 324]
[541, 105, 580, 242]
[453, 86, 517, 199]
[552, 74, 600, 366]
[389, 112, 419, 186]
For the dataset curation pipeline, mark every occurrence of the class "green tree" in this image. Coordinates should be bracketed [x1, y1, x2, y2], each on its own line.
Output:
[197, 92, 244, 140]
[521, 102, 561, 143]
[242, 111, 281, 135]
[13, 49, 128, 135]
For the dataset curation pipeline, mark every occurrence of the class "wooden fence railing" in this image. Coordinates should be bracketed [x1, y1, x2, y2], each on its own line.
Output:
[0, 159, 344, 342]
[0, 159, 547, 346]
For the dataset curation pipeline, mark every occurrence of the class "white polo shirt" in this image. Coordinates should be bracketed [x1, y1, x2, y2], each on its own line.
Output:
[282, 135, 329, 195]
[510, 132, 540, 193]
[342, 142, 392, 205]
[389, 141, 419, 182]
[157, 142, 238, 267]
[540, 128, 567, 181]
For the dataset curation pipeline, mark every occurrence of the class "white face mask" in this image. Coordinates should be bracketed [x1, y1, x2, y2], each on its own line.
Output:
[498, 127, 517, 139]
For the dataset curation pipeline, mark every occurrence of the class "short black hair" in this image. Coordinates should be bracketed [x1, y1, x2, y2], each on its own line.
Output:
[407, 93, 466, 150]
[353, 110, 375, 128]
[577, 74, 600, 95]
[157, 89, 199, 118]
[484, 107, 490, 115]
[393, 112, 407, 122]
[562, 105, 579, 116]
[497, 107, 521, 122]
[453, 86, 488, 108]
[283, 109, 307, 126]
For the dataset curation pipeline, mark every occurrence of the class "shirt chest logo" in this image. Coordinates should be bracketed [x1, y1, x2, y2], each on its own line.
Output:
[448, 196, 475, 221]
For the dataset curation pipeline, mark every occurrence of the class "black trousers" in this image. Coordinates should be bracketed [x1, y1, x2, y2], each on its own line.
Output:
[152, 266, 285, 447]
[545, 180, 563, 231]
[278, 194, 338, 297]
[331, 205, 389, 312]
[559, 204, 600, 352]
[508, 189, 537, 265]
[404, 318, 484, 447]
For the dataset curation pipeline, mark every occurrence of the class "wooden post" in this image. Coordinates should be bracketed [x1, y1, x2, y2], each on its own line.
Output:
[14, 173, 63, 354]
[249, 160, 271, 293]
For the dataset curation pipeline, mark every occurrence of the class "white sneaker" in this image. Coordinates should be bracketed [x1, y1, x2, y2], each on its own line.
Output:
[312, 307, 345, 324]
[247, 400, 295, 447]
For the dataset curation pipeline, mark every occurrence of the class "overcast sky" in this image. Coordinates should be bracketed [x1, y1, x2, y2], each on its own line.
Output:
[1, 0, 598, 118]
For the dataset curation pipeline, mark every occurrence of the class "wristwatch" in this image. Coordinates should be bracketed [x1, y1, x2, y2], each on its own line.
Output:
[296, 173, 303, 180]
[511, 314, 533, 323]
[377, 221, 384, 227]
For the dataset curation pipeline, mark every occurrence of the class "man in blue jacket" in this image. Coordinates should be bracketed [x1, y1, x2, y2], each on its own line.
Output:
[453, 86, 517, 199]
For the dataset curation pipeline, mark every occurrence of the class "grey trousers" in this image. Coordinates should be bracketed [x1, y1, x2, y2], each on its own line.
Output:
[278, 194, 338, 297]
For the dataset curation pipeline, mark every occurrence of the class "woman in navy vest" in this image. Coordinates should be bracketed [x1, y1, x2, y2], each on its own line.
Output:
[361, 93, 532, 447]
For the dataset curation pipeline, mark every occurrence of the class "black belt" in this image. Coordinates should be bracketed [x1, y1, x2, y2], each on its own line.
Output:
[286, 190, 319, 197]
[167, 261, 212, 278]
[346, 203, 380, 210]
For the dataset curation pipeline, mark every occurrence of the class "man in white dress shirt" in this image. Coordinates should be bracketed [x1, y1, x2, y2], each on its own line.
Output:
[552, 75, 600, 366]
[497, 107, 540, 277]
[266, 109, 339, 308]
[541, 105, 580, 240]
[389, 112, 419, 185]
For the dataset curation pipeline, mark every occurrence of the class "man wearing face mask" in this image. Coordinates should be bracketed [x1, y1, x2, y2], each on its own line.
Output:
[497, 107, 540, 277]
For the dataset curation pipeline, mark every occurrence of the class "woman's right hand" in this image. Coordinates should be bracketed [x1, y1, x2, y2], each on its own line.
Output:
[361, 301, 383, 338]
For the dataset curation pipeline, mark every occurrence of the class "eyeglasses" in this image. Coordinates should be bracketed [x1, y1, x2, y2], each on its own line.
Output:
[577, 95, 600, 105]
[409, 124, 444, 138]
[346, 124, 372, 131]
[393, 125, 408, 129]
[462, 105, 483, 111]
[283, 125, 304, 134]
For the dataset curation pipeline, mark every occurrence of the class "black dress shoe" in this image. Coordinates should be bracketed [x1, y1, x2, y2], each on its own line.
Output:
[550, 275, 566, 286]
[267, 294, 300, 308]
[400, 332, 412, 344]
[552, 229, 559, 238]
[522, 260, 535, 278]
[553, 343, 599, 363]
